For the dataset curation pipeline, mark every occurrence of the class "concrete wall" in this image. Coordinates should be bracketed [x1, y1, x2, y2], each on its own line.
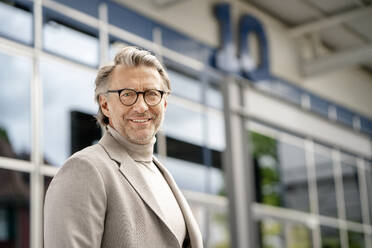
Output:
[115, 0, 372, 118]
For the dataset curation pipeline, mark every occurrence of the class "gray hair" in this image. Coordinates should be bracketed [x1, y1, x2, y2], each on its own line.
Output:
[94, 46, 171, 128]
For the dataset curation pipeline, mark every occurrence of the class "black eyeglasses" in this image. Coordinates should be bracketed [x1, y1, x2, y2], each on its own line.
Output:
[106, 88, 168, 106]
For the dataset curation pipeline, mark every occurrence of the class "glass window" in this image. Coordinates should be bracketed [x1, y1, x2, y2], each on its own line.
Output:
[365, 161, 372, 225]
[43, 21, 99, 67]
[360, 117, 372, 135]
[0, 52, 31, 160]
[168, 70, 202, 102]
[285, 222, 312, 248]
[206, 82, 223, 109]
[348, 231, 364, 248]
[271, 80, 302, 105]
[259, 219, 285, 248]
[208, 210, 231, 248]
[164, 103, 204, 146]
[251, 131, 281, 207]
[207, 111, 225, 151]
[210, 166, 225, 196]
[309, 94, 330, 118]
[164, 156, 207, 193]
[278, 141, 310, 212]
[41, 57, 99, 166]
[336, 106, 353, 127]
[341, 153, 362, 223]
[259, 218, 311, 248]
[0, 2, 32, 44]
[0, 168, 29, 247]
[321, 226, 341, 248]
[314, 144, 338, 218]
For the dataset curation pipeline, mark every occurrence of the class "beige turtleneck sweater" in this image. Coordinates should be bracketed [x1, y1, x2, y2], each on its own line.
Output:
[107, 126, 186, 246]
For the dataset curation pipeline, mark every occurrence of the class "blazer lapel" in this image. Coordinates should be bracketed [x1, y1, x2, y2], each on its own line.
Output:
[98, 131, 178, 241]
[153, 157, 203, 248]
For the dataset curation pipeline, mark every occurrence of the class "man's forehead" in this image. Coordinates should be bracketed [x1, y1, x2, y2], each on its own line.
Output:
[111, 65, 164, 88]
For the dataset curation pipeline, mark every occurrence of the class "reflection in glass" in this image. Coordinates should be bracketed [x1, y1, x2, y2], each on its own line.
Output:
[0, 52, 31, 160]
[259, 219, 284, 248]
[314, 144, 338, 218]
[207, 111, 225, 151]
[0, 168, 29, 247]
[348, 231, 364, 248]
[366, 161, 372, 225]
[164, 156, 207, 193]
[285, 222, 312, 248]
[44, 21, 99, 67]
[278, 141, 309, 212]
[168, 70, 201, 102]
[341, 154, 362, 223]
[321, 226, 340, 248]
[0, 2, 32, 44]
[164, 103, 203, 146]
[209, 211, 230, 248]
[210, 167, 225, 196]
[251, 132, 281, 207]
[206, 82, 223, 109]
[41, 58, 98, 166]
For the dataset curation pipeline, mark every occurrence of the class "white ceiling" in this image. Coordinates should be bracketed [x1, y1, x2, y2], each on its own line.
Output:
[245, 0, 372, 76]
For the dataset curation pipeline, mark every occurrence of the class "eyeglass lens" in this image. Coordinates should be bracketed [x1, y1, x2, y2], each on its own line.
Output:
[119, 89, 162, 106]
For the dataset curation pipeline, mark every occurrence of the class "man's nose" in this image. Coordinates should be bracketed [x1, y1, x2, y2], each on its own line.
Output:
[132, 94, 149, 113]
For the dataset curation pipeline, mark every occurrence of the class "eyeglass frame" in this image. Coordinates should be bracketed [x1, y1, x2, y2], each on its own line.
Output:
[105, 88, 169, 106]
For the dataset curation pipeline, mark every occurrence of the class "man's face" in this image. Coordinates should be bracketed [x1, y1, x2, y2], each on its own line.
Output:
[100, 65, 167, 145]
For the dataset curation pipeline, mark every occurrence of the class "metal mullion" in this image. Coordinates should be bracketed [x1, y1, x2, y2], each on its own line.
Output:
[40, 51, 97, 74]
[98, 2, 109, 66]
[30, 0, 44, 247]
[332, 149, 349, 248]
[0, 157, 34, 173]
[42, 0, 99, 29]
[357, 159, 372, 248]
[0, 36, 34, 58]
[151, 26, 167, 158]
[305, 139, 321, 248]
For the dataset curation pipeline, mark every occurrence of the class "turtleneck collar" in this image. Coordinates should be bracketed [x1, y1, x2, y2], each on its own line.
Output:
[107, 125, 155, 162]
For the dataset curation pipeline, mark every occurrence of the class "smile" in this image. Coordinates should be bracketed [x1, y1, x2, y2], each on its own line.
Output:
[130, 118, 152, 123]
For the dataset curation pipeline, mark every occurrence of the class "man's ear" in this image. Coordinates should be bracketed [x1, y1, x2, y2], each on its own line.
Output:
[163, 98, 167, 109]
[99, 94, 110, 118]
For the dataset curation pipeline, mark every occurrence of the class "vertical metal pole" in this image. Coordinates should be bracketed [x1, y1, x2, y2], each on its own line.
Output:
[31, 0, 44, 247]
[99, 2, 109, 66]
[305, 140, 321, 248]
[222, 77, 255, 248]
[357, 159, 372, 248]
[152, 27, 167, 158]
[332, 149, 349, 248]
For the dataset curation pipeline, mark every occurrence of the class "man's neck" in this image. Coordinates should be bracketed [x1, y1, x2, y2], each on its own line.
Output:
[107, 125, 155, 162]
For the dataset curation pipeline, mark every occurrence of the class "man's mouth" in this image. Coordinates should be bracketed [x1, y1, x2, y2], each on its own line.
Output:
[129, 118, 152, 123]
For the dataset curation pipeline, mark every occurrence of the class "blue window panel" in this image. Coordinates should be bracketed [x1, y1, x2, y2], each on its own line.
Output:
[161, 26, 213, 64]
[0, 1, 32, 44]
[51, 0, 99, 18]
[336, 106, 354, 127]
[309, 93, 330, 118]
[360, 117, 372, 135]
[108, 1, 154, 41]
[271, 79, 302, 105]
[252, 80, 272, 93]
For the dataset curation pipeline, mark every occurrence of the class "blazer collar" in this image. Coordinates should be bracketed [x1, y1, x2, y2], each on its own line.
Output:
[153, 157, 203, 248]
[98, 131, 179, 244]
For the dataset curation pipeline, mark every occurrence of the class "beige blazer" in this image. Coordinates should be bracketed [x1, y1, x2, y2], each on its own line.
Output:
[44, 131, 203, 248]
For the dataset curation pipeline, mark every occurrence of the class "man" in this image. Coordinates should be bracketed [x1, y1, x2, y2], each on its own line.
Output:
[44, 46, 203, 248]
